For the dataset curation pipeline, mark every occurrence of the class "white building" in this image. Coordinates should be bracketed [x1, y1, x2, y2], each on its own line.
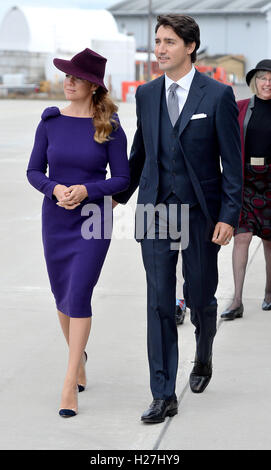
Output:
[109, 0, 271, 74]
[0, 5, 136, 99]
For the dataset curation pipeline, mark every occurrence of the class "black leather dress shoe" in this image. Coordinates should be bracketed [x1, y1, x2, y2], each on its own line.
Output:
[141, 397, 178, 424]
[190, 358, 212, 393]
[220, 303, 244, 320]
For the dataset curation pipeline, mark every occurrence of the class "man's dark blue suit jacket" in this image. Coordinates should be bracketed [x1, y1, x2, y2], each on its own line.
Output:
[114, 70, 243, 239]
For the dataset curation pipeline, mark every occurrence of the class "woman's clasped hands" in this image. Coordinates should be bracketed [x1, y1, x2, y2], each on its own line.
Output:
[53, 184, 88, 210]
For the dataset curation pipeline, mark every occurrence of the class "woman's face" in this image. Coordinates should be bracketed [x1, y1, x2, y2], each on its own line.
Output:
[256, 71, 271, 100]
[63, 74, 97, 101]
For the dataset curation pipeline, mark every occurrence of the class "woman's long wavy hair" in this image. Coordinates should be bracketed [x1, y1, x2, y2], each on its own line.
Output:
[92, 87, 119, 144]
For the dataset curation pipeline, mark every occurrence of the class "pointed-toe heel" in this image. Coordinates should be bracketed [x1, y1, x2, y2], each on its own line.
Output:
[59, 408, 77, 418]
[77, 351, 87, 393]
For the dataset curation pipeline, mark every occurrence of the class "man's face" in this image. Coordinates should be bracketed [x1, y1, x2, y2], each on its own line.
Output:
[154, 25, 195, 75]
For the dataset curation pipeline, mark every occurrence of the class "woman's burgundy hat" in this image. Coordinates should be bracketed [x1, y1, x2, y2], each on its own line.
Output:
[53, 48, 107, 91]
[246, 59, 271, 85]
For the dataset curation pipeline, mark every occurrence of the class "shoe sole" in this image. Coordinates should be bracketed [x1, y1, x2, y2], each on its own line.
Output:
[221, 312, 243, 320]
[141, 407, 178, 424]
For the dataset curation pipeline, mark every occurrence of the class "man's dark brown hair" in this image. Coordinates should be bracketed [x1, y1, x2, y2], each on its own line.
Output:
[155, 14, 200, 63]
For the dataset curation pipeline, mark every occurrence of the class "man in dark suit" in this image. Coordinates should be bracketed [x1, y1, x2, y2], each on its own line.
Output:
[113, 14, 242, 424]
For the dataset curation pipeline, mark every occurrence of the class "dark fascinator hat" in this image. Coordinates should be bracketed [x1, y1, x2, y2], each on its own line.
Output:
[246, 59, 271, 85]
[53, 48, 107, 91]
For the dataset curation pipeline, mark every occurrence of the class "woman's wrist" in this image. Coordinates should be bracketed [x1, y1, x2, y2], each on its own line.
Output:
[81, 185, 88, 197]
[53, 184, 61, 196]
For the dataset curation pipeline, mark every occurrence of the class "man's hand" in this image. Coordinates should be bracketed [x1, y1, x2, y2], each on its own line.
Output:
[212, 222, 234, 246]
[112, 199, 118, 209]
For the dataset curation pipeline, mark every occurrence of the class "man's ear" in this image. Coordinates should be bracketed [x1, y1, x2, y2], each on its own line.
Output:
[187, 41, 196, 56]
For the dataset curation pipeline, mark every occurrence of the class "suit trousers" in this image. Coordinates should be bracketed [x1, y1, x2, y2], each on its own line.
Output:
[140, 194, 220, 400]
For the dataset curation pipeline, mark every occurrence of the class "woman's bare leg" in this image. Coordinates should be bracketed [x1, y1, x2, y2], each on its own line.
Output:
[58, 312, 92, 412]
[228, 232, 253, 310]
[58, 310, 70, 344]
[57, 310, 89, 389]
[263, 239, 271, 303]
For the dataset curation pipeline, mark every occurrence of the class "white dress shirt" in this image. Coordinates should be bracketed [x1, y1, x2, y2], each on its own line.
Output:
[165, 66, 195, 115]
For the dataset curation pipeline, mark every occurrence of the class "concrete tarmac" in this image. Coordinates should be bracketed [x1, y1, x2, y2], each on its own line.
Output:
[0, 91, 270, 450]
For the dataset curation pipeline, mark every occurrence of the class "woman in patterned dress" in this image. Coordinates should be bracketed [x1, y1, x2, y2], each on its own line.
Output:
[221, 60, 271, 320]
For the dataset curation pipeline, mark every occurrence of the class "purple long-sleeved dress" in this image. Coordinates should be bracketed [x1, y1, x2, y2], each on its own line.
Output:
[27, 106, 130, 317]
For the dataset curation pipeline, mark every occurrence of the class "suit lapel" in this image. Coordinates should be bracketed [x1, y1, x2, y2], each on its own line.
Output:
[178, 70, 206, 137]
[146, 71, 206, 155]
[149, 75, 164, 159]
[243, 95, 254, 143]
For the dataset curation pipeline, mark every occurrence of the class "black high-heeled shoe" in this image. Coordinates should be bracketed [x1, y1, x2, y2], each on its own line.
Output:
[59, 384, 78, 418]
[59, 408, 77, 418]
[77, 351, 87, 392]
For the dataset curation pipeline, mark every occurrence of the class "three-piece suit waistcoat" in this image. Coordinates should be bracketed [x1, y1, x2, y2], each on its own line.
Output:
[157, 89, 197, 206]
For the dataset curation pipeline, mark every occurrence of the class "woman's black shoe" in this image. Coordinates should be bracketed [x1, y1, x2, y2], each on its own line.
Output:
[220, 303, 244, 320]
[262, 300, 271, 310]
[59, 408, 77, 418]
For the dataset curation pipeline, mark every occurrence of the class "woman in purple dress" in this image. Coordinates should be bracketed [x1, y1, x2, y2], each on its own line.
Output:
[27, 48, 130, 417]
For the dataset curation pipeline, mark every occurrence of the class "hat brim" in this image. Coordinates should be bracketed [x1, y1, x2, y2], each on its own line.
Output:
[246, 67, 271, 86]
[53, 58, 108, 91]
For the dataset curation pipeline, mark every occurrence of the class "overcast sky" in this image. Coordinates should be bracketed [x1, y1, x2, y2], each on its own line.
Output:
[0, 1, 118, 23]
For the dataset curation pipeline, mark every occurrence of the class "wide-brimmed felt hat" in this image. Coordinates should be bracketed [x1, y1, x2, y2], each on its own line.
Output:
[53, 48, 107, 91]
[246, 59, 271, 85]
